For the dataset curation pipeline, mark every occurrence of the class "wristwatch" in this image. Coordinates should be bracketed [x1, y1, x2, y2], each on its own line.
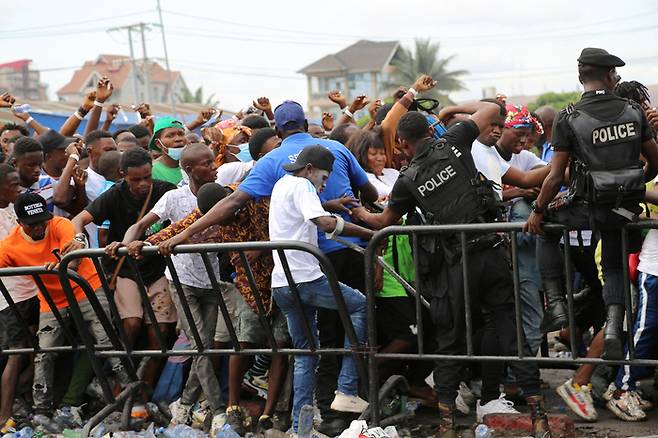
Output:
[531, 200, 545, 215]
[74, 232, 89, 248]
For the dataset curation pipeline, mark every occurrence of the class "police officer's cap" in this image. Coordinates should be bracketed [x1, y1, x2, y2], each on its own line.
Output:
[577, 48, 625, 67]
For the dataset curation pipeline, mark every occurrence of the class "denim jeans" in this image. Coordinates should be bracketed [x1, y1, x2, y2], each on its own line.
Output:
[509, 199, 544, 354]
[272, 275, 366, 431]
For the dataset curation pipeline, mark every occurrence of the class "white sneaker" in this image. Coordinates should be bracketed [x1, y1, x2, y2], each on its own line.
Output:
[556, 378, 597, 421]
[455, 391, 470, 415]
[330, 391, 369, 413]
[603, 382, 617, 402]
[606, 390, 647, 421]
[476, 394, 520, 422]
[169, 398, 192, 425]
[209, 412, 227, 437]
[459, 381, 476, 406]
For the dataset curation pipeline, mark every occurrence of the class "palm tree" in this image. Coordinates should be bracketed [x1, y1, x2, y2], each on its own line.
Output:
[386, 38, 467, 105]
[177, 85, 218, 106]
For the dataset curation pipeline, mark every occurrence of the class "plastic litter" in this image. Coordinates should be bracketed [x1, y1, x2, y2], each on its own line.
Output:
[215, 423, 241, 438]
[297, 405, 315, 438]
[337, 420, 368, 438]
[474, 424, 491, 438]
[383, 426, 398, 438]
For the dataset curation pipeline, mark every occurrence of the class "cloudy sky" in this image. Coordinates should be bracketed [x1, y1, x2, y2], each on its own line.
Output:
[3, 0, 658, 111]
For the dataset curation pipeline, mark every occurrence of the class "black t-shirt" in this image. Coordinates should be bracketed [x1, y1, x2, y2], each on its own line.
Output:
[388, 120, 481, 215]
[553, 90, 654, 153]
[86, 179, 176, 284]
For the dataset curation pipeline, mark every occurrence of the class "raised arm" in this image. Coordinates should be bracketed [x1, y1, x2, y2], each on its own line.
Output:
[60, 91, 95, 136]
[84, 77, 114, 136]
[438, 100, 502, 134]
[13, 108, 47, 135]
[102, 104, 120, 132]
[336, 94, 370, 127]
[253, 97, 274, 124]
[186, 107, 214, 132]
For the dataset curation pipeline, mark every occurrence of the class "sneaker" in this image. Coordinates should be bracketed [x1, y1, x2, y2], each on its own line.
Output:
[330, 391, 369, 413]
[209, 412, 227, 437]
[225, 405, 246, 436]
[459, 381, 476, 406]
[607, 391, 647, 421]
[130, 404, 149, 421]
[53, 405, 85, 429]
[556, 379, 597, 421]
[169, 398, 192, 425]
[630, 390, 653, 411]
[257, 414, 274, 432]
[476, 394, 520, 422]
[603, 382, 617, 402]
[242, 371, 269, 399]
[455, 392, 470, 415]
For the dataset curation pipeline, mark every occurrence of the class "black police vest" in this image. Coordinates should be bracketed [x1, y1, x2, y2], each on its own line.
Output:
[567, 101, 646, 205]
[399, 138, 500, 225]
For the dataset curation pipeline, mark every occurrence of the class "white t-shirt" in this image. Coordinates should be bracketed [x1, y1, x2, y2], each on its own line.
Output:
[150, 185, 218, 289]
[215, 161, 255, 186]
[638, 229, 658, 277]
[0, 205, 38, 310]
[508, 150, 547, 172]
[367, 168, 400, 198]
[85, 167, 107, 248]
[269, 174, 331, 288]
[471, 140, 510, 198]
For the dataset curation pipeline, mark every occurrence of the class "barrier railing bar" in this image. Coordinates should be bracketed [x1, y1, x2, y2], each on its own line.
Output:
[365, 231, 382, 426]
[510, 231, 524, 359]
[31, 274, 79, 348]
[460, 232, 474, 357]
[562, 229, 578, 359]
[90, 257, 131, 351]
[238, 251, 278, 352]
[411, 234, 424, 356]
[621, 228, 635, 359]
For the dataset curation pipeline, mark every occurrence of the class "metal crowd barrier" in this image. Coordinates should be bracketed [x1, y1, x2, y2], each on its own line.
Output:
[2, 222, 658, 431]
[364, 219, 658, 424]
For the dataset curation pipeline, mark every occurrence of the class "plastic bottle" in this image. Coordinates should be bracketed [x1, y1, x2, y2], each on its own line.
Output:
[90, 422, 107, 438]
[12, 104, 32, 114]
[31, 415, 60, 434]
[474, 424, 491, 438]
[215, 424, 240, 438]
[296, 404, 314, 438]
[383, 426, 399, 438]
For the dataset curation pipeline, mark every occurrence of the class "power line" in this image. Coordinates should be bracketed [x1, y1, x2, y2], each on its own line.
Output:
[0, 10, 154, 34]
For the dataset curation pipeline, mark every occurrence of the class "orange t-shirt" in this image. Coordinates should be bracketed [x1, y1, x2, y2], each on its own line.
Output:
[0, 216, 101, 312]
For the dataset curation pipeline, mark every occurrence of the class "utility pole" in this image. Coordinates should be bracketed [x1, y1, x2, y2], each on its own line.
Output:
[127, 27, 139, 101]
[138, 22, 151, 103]
[156, 0, 177, 117]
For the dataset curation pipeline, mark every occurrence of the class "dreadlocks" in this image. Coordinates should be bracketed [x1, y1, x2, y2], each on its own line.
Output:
[615, 80, 651, 106]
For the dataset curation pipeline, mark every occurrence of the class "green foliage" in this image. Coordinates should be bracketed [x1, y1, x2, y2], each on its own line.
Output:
[385, 38, 467, 105]
[528, 91, 581, 112]
[177, 85, 218, 106]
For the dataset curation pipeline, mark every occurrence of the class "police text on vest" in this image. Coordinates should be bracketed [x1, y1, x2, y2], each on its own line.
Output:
[592, 123, 636, 144]
[417, 165, 457, 197]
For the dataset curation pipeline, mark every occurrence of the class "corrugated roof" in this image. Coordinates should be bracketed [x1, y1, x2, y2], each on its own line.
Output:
[298, 40, 399, 75]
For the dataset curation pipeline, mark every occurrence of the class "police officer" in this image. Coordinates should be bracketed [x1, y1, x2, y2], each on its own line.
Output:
[353, 104, 551, 438]
[526, 48, 658, 360]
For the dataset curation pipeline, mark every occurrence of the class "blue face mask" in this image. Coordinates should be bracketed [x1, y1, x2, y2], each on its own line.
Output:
[166, 146, 183, 161]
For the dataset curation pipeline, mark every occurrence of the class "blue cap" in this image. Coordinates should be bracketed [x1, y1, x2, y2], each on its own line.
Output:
[274, 100, 305, 131]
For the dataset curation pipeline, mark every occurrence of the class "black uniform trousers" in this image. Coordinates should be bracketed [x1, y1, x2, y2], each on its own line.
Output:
[536, 202, 641, 308]
[430, 243, 541, 405]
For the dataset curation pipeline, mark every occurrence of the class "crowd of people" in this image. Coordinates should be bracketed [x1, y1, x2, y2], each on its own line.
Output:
[0, 46, 658, 437]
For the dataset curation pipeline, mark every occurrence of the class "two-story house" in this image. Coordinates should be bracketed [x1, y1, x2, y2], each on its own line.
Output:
[298, 40, 400, 118]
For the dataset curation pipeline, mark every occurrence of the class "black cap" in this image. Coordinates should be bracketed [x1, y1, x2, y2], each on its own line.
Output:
[577, 48, 625, 67]
[39, 129, 75, 154]
[283, 145, 335, 173]
[14, 193, 53, 225]
[197, 183, 229, 214]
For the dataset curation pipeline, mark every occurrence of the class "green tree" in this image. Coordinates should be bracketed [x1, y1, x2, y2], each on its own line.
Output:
[528, 91, 581, 112]
[177, 85, 218, 106]
[385, 38, 467, 105]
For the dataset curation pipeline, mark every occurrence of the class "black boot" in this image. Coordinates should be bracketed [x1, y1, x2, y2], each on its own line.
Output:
[540, 278, 568, 333]
[527, 395, 552, 438]
[602, 304, 625, 360]
[437, 402, 457, 438]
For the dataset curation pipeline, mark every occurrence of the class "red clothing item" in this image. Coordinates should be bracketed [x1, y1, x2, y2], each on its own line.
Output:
[0, 217, 101, 312]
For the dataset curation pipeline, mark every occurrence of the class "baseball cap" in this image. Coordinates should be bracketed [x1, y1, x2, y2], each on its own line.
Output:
[283, 145, 334, 173]
[274, 101, 305, 131]
[149, 116, 185, 150]
[39, 130, 75, 154]
[14, 192, 53, 225]
[577, 48, 625, 67]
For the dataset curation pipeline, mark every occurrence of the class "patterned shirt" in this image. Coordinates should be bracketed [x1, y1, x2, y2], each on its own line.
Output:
[147, 186, 273, 314]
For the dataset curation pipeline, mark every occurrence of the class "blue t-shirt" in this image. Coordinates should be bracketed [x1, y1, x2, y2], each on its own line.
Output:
[239, 132, 370, 253]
